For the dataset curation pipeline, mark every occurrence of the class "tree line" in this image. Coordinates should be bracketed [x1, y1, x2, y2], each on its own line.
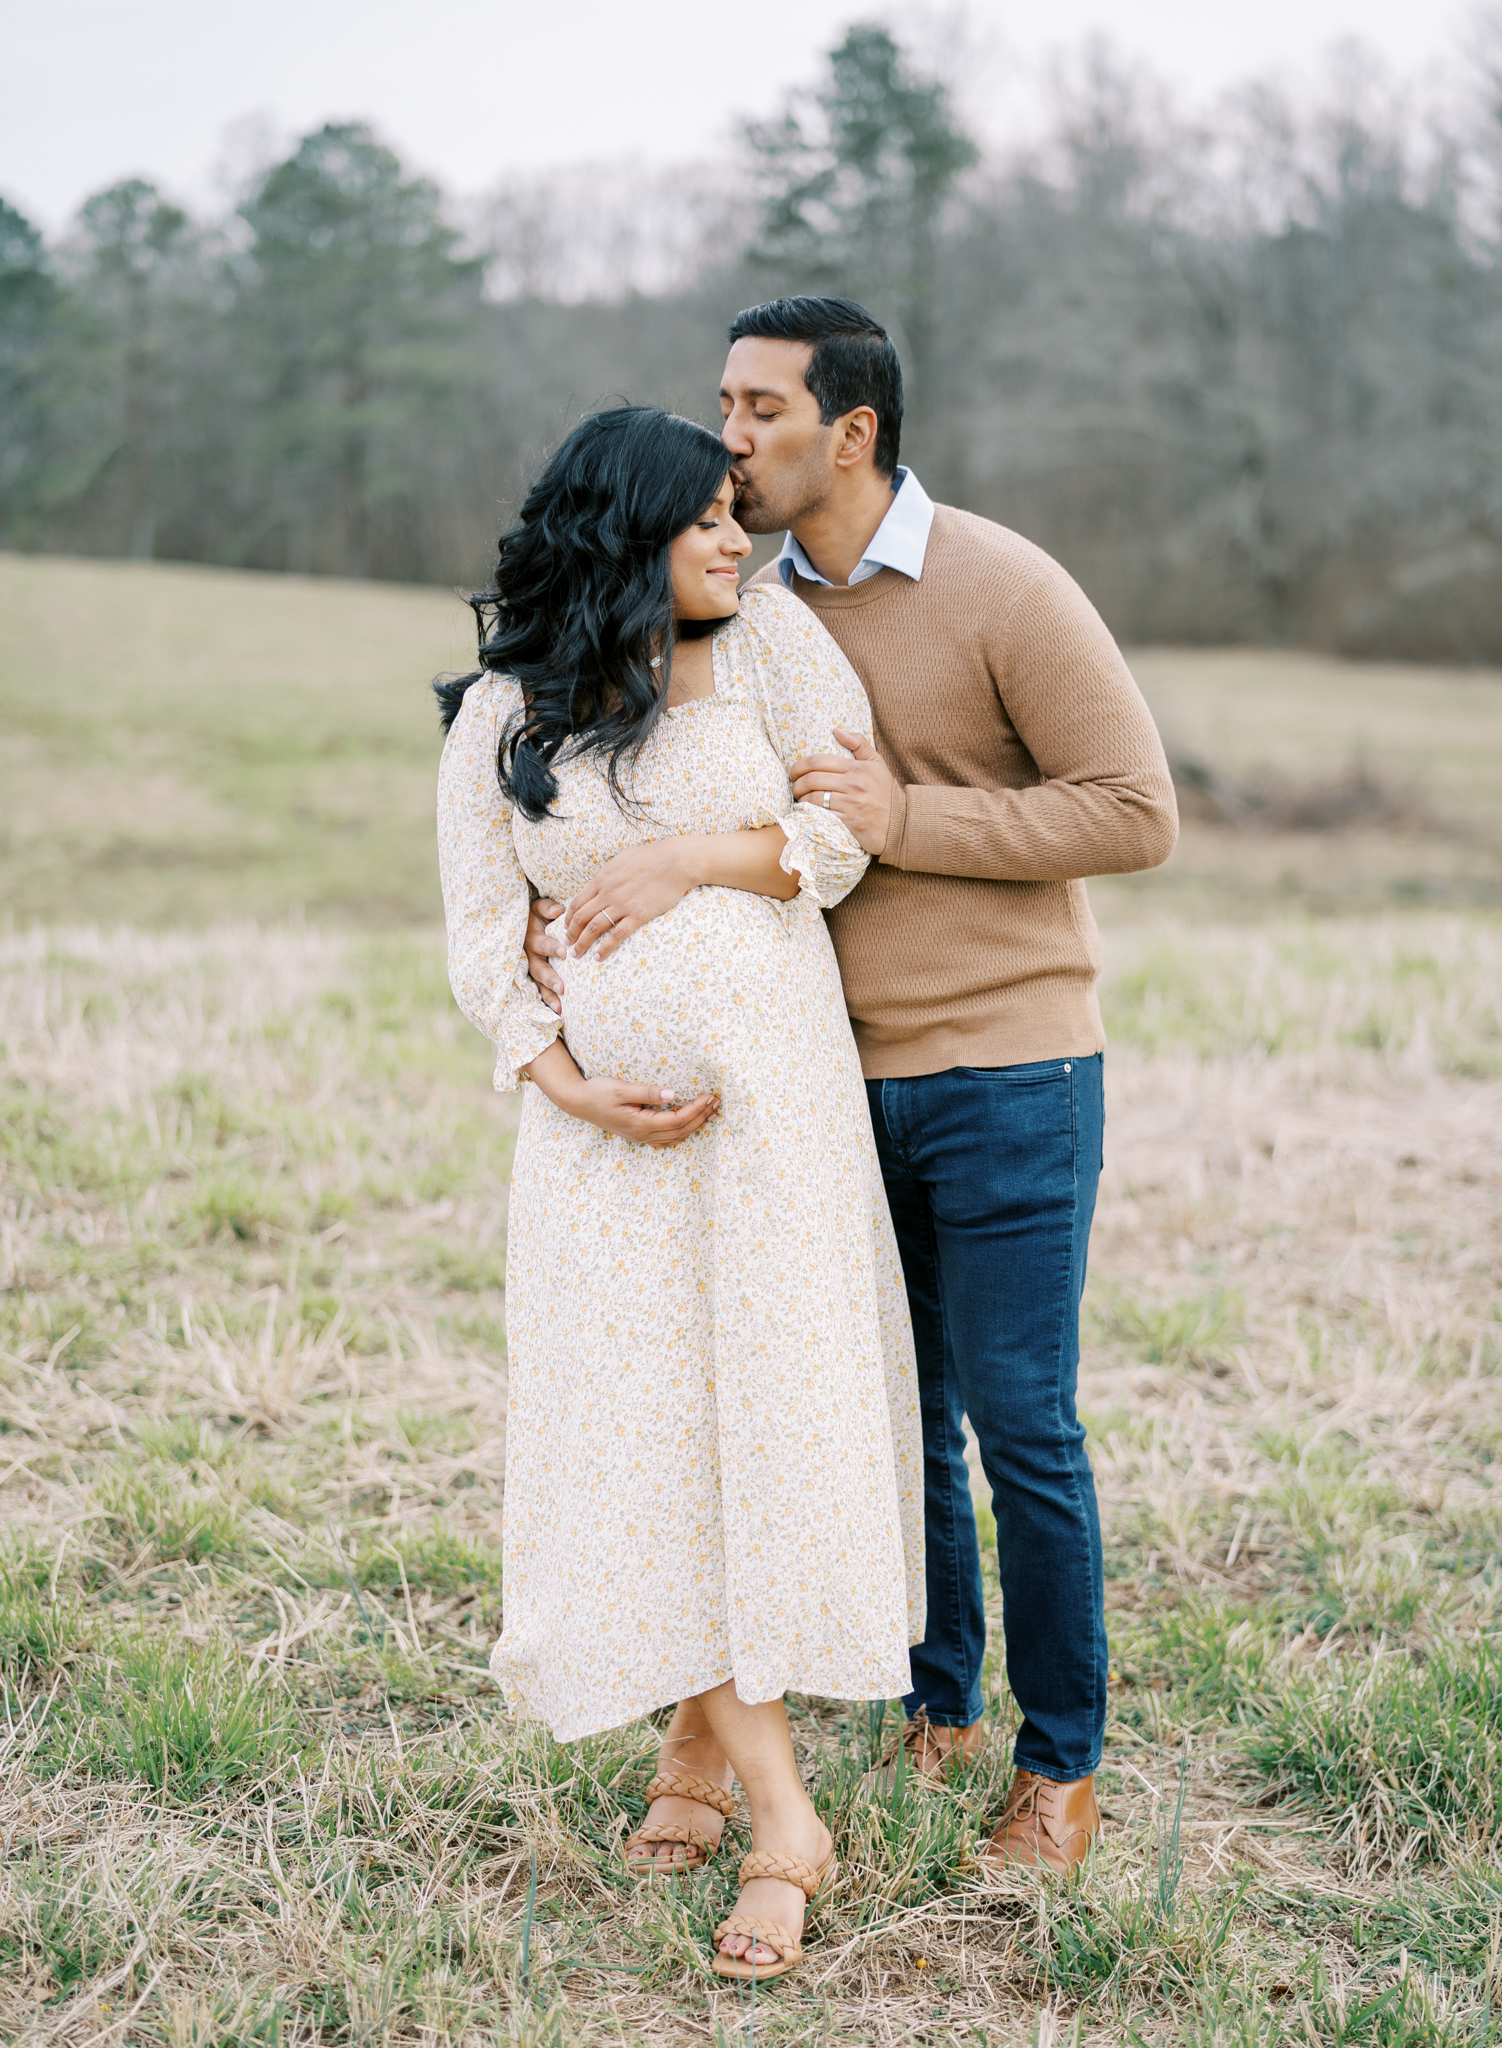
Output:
[4, 23, 1502, 658]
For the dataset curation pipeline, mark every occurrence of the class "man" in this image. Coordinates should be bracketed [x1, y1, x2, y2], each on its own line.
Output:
[530, 296, 1177, 1875]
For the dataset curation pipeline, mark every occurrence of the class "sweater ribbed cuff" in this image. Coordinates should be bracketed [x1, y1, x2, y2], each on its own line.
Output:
[879, 783, 953, 872]
[879, 781, 910, 868]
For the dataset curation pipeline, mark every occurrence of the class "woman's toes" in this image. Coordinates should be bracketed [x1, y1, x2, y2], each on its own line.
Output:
[718, 1932, 774, 1962]
[720, 1936, 774, 1964]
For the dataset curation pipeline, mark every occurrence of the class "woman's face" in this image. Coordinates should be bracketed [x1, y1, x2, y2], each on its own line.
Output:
[669, 476, 750, 623]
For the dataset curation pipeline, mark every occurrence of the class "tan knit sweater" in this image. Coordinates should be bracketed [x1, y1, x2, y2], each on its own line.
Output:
[751, 505, 1177, 1076]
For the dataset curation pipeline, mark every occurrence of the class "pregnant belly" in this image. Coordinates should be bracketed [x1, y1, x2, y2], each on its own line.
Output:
[557, 887, 804, 1097]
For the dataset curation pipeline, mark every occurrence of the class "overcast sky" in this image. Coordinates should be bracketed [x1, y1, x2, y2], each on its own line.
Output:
[3, 0, 1468, 231]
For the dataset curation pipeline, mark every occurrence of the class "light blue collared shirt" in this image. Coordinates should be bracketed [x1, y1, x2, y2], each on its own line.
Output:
[775, 466, 935, 589]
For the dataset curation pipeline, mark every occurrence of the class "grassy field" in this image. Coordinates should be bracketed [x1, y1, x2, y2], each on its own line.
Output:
[4, 554, 1500, 929]
[0, 557, 469, 929]
[1, 556, 1501, 2045]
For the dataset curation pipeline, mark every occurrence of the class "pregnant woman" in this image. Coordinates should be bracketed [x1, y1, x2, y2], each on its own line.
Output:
[436, 405, 922, 1981]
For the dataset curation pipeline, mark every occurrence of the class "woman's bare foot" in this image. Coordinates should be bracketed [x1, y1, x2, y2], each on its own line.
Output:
[717, 1807, 833, 1966]
[632, 1708, 736, 1874]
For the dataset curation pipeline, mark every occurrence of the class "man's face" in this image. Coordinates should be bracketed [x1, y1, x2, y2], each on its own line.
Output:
[719, 337, 835, 534]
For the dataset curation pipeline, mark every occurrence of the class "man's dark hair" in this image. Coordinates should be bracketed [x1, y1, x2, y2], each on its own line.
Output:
[727, 296, 903, 479]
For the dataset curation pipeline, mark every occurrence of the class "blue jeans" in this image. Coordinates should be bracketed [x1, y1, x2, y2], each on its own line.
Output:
[868, 1056, 1107, 1782]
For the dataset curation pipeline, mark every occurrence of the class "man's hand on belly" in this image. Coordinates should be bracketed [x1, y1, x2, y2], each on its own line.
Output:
[526, 899, 567, 1013]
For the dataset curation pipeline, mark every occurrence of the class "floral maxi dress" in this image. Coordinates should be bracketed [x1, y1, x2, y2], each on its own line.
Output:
[437, 584, 925, 1742]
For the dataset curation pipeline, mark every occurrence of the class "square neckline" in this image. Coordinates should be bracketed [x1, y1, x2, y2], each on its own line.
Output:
[661, 615, 734, 715]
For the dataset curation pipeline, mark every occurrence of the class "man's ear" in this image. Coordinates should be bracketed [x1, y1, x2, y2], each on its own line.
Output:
[832, 406, 880, 471]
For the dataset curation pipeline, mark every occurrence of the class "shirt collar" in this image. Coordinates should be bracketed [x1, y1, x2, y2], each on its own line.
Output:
[775, 467, 935, 589]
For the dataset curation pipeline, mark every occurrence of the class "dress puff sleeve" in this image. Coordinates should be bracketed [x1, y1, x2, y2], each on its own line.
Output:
[436, 678, 563, 1093]
[739, 584, 875, 911]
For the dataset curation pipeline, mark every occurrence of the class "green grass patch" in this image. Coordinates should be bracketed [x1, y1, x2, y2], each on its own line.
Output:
[0, 1547, 84, 1679]
[97, 1467, 246, 1565]
[1025, 1761, 1249, 2007]
[184, 1169, 303, 1245]
[82, 1635, 301, 1799]
[129, 1415, 242, 1471]
[0, 1858, 131, 2000]
[349, 1527, 504, 1601]
[1113, 1600, 1284, 1722]
[1179, 1964, 1487, 2047]
[1095, 1288, 1246, 1370]
[1100, 921, 1502, 1073]
[1247, 1640, 1502, 1869]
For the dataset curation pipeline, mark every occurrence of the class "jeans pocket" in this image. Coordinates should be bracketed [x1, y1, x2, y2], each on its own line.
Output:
[954, 1061, 1078, 1085]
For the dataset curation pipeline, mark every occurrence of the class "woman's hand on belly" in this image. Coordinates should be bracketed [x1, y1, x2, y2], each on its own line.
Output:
[566, 824, 800, 960]
[523, 1039, 719, 1148]
[565, 839, 698, 961]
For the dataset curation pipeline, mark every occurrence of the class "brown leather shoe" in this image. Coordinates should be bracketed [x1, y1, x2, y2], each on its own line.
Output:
[983, 1770, 1100, 1875]
[859, 1710, 985, 1795]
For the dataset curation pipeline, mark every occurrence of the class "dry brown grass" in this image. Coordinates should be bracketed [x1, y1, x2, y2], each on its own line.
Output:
[1102, 647, 1502, 922]
[2, 914, 1498, 2045]
[4, 554, 1501, 2040]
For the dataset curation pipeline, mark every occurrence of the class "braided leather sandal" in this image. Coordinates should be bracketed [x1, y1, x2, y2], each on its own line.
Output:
[623, 1770, 738, 1876]
[711, 1845, 839, 1982]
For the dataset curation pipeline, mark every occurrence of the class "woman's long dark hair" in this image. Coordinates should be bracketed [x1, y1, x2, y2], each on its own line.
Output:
[434, 405, 733, 820]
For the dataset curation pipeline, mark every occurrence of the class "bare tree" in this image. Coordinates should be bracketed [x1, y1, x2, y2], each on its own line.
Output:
[4, 23, 1501, 657]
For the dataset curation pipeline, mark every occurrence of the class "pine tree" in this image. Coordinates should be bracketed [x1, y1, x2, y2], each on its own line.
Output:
[237, 123, 485, 576]
[74, 181, 192, 558]
[744, 26, 977, 403]
[0, 200, 68, 548]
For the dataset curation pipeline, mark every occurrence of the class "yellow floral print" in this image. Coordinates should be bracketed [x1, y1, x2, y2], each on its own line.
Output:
[437, 585, 924, 1741]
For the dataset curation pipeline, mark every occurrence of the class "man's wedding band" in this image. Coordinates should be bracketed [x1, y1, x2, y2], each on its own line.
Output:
[822, 791, 832, 808]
